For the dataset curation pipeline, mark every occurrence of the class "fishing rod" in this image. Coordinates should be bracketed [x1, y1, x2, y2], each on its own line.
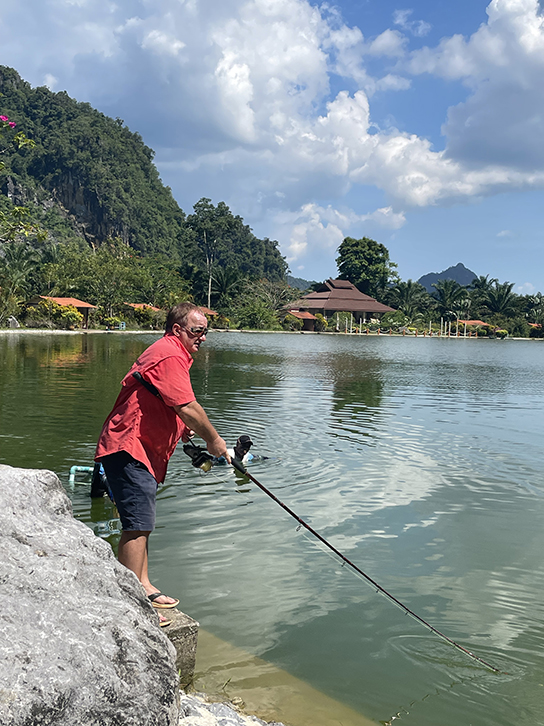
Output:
[183, 441, 502, 673]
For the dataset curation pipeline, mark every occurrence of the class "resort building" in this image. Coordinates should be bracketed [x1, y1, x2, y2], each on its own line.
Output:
[288, 278, 395, 331]
[30, 296, 97, 328]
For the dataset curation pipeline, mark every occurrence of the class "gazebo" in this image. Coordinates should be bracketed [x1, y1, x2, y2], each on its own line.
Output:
[32, 296, 97, 329]
[284, 310, 318, 331]
[289, 278, 394, 327]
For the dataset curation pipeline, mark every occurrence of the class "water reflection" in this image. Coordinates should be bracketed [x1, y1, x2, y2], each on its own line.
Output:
[3, 332, 544, 726]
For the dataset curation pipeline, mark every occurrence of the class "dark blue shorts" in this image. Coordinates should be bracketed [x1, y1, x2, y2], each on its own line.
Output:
[100, 451, 158, 532]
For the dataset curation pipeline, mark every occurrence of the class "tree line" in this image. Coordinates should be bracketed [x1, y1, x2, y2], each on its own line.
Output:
[0, 217, 297, 330]
[0, 66, 289, 329]
[336, 236, 544, 337]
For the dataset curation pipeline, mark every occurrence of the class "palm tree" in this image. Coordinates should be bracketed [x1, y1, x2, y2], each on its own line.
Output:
[387, 279, 429, 322]
[469, 274, 498, 318]
[470, 274, 498, 296]
[525, 292, 544, 324]
[0, 241, 39, 296]
[211, 266, 244, 309]
[483, 281, 518, 317]
[431, 279, 467, 321]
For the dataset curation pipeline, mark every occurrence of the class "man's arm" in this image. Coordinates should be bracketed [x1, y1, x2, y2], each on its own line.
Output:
[173, 400, 231, 462]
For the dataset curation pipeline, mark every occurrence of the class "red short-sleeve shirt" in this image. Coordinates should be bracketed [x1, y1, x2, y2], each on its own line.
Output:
[95, 333, 195, 482]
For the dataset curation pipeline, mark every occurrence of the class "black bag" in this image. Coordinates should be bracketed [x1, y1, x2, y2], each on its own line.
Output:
[90, 462, 110, 498]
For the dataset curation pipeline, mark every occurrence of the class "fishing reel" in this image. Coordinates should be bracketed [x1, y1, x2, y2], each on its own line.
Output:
[183, 439, 214, 472]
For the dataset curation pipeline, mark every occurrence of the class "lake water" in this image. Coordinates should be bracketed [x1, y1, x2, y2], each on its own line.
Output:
[2, 330, 544, 726]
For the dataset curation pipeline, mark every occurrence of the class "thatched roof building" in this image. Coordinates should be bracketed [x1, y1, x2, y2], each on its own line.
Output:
[290, 278, 394, 324]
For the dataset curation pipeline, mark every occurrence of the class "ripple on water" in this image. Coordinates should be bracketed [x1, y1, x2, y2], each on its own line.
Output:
[4, 333, 544, 726]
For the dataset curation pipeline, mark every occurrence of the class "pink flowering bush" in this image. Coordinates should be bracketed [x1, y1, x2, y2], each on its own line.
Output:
[0, 114, 16, 129]
[1, 113, 32, 157]
[0, 112, 34, 176]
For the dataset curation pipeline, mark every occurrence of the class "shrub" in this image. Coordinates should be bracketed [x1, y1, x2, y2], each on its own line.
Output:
[133, 306, 154, 327]
[236, 300, 280, 330]
[24, 299, 83, 329]
[59, 306, 84, 329]
[282, 313, 303, 331]
[508, 319, 530, 338]
[214, 314, 230, 329]
[314, 313, 327, 332]
[495, 329, 508, 339]
[381, 310, 407, 329]
[104, 316, 123, 329]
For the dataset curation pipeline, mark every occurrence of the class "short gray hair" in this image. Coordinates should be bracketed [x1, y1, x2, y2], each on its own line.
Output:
[165, 302, 201, 332]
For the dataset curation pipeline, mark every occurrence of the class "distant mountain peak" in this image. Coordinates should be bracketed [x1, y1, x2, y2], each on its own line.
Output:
[417, 263, 478, 294]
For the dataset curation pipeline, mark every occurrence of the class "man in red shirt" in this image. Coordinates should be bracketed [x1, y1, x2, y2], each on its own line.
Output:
[95, 302, 230, 611]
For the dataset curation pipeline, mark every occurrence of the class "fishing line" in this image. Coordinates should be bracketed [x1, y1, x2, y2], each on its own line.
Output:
[229, 457, 502, 674]
[182, 440, 502, 673]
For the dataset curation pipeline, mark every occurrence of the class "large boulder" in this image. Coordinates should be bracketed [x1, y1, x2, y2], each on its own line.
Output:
[0, 465, 179, 726]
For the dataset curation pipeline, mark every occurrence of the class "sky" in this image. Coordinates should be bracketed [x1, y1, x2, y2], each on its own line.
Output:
[1, 0, 544, 291]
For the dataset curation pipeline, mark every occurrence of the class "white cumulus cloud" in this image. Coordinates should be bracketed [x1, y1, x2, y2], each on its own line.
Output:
[516, 281, 536, 294]
[1, 0, 544, 274]
[270, 202, 406, 262]
[393, 9, 431, 37]
[408, 0, 544, 171]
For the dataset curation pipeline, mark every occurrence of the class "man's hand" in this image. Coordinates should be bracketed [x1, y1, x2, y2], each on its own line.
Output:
[181, 428, 195, 443]
[207, 436, 231, 463]
[174, 400, 231, 463]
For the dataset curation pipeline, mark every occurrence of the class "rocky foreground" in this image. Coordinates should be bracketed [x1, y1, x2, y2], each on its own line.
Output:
[0, 465, 285, 726]
[179, 694, 283, 726]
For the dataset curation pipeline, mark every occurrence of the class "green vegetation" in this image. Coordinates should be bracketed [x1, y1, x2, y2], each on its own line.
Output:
[336, 236, 398, 298]
[332, 235, 543, 338]
[0, 66, 288, 329]
[0, 66, 542, 336]
[378, 276, 543, 338]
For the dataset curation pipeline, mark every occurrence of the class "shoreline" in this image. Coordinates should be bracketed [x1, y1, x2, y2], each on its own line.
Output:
[0, 327, 540, 341]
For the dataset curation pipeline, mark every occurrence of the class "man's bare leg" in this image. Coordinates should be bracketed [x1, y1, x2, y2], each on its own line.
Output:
[118, 530, 177, 606]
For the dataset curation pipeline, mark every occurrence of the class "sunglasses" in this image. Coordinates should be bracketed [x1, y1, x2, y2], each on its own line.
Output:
[183, 326, 209, 337]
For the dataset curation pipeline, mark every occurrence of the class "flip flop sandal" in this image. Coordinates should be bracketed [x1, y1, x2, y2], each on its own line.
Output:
[148, 592, 180, 609]
[159, 616, 172, 628]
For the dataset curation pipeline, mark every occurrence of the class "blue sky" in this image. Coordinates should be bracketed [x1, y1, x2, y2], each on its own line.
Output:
[1, 0, 544, 291]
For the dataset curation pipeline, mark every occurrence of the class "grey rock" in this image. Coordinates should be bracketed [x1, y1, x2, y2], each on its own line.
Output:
[0, 465, 179, 726]
[178, 694, 285, 726]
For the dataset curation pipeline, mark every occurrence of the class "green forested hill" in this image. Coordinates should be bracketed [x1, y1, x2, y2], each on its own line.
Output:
[0, 66, 287, 283]
[0, 66, 191, 259]
[0, 66, 293, 327]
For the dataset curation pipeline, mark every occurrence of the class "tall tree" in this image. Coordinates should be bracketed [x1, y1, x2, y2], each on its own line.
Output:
[336, 237, 397, 298]
[211, 266, 244, 310]
[186, 198, 287, 306]
[469, 274, 498, 317]
[431, 278, 468, 320]
[483, 281, 518, 317]
[524, 292, 544, 324]
[386, 279, 430, 321]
